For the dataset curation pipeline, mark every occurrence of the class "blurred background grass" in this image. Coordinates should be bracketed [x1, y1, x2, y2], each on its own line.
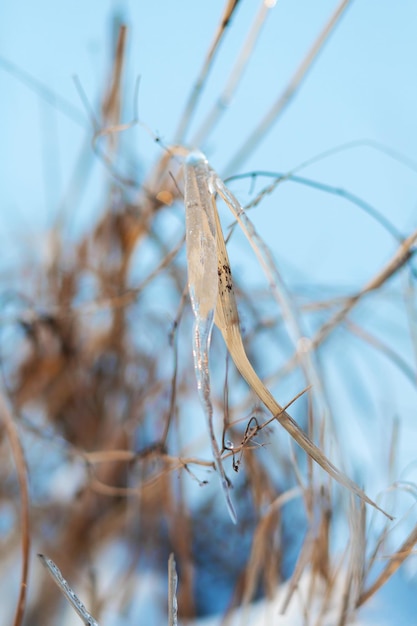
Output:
[1, 2, 417, 624]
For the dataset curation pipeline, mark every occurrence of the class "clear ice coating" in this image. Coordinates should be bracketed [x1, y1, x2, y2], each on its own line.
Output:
[184, 150, 218, 320]
[168, 553, 178, 626]
[184, 151, 237, 523]
[38, 554, 99, 626]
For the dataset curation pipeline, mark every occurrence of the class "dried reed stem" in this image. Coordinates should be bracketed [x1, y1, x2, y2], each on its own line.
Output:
[0, 393, 31, 626]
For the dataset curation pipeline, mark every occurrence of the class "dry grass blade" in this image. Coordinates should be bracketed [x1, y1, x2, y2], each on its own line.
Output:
[4, 4, 417, 623]
[213, 195, 391, 518]
[214, 171, 332, 454]
[357, 523, 417, 608]
[192, 0, 276, 146]
[225, 0, 353, 174]
[174, 0, 241, 143]
[336, 500, 366, 626]
[346, 320, 416, 385]
[276, 227, 417, 383]
[0, 393, 31, 626]
[312, 226, 417, 349]
[242, 488, 301, 606]
[0, 55, 85, 127]
[279, 530, 313, 614]
[101, 23, 127, 129]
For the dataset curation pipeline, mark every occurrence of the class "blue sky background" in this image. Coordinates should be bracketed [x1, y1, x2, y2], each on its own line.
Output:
[2, 0, 416, 457]
[1, 1, 417, 623]
[2, 1, 417, 278]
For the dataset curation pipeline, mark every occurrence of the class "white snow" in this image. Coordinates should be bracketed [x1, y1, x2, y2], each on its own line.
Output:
[191, 567, 416, 626]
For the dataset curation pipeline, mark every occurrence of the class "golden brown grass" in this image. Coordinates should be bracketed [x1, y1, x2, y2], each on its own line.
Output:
[1, 3, 417, 625]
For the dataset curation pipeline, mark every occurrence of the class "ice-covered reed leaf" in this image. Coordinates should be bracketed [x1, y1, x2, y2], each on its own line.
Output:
[183, 150, 391, 520]
[184, 150, 237, 523]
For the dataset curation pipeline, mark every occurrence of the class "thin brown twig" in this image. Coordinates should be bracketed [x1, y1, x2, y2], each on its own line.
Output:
[101, 24, 128, 131]
[0, 393, 31, 626]
[276, 228, 417, 383]
[357, 523, 417, 607]
[242, 486, 301, 606]
[312, 227, 417, 349]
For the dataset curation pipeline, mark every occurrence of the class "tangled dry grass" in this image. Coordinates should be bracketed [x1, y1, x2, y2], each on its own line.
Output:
[1, 2, 417, 625]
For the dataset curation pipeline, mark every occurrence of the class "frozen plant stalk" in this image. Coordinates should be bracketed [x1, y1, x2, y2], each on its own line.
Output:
[184, 150, 237, 523]
[168, 553, 178, 626]
[38, 554, 99, 626]
[184, 149, 389, 521]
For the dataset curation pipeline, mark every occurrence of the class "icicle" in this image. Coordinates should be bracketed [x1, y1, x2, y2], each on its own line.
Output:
[184, 150, 237, 524]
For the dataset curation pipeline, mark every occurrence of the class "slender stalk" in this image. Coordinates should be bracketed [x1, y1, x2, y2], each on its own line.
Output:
[224, 0, 353, 175]
[192, 0, 276, 147]
[0, 393, 31, 626]
[174, 0, 241, 144]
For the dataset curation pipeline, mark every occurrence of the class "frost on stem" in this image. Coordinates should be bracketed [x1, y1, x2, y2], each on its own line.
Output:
[38, 554, 99, 626]
[184, 150, 237, 524]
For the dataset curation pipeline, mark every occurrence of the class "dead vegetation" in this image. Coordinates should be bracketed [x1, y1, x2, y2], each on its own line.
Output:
[1, 2, 417, 625]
